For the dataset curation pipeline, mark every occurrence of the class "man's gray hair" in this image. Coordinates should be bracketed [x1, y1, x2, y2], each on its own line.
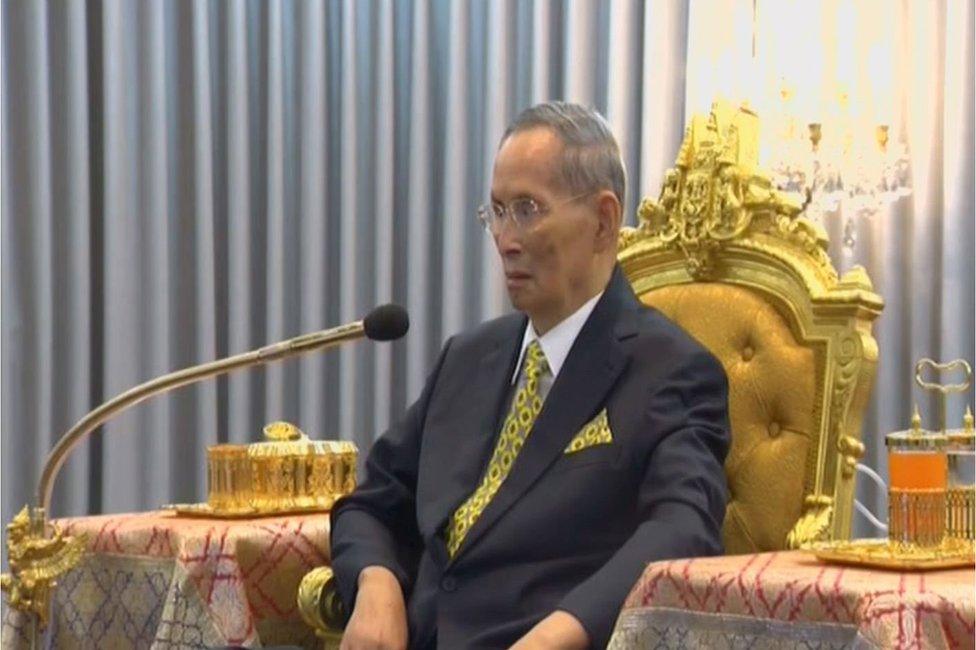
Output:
[502, 101, 626, 207]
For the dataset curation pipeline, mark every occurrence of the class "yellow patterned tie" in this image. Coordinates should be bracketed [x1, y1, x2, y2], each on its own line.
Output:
[445, 340, 550, 557]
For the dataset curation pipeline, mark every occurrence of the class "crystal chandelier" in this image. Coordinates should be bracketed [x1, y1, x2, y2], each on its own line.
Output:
[684, 0, 914, 251]
[764, 83, 912, 248]
[736, 0, 914, 251]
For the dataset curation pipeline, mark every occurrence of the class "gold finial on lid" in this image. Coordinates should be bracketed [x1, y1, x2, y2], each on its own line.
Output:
[910, 403, 922, 434]
[263, 421, 304, 442]
[964, 406, 974, 432]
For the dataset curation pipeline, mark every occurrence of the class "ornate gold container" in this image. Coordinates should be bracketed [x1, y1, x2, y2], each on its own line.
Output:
[886, 424, 947, 548]
[171, 422, 357, 517]
[946, 410, 975, 541]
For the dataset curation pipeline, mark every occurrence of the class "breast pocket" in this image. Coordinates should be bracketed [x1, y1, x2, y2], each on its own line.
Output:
[551, 444, 621, 473]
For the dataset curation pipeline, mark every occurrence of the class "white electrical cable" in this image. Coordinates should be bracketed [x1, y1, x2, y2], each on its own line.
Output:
[854, 498, 889, 533]
[855, 463, 889, 502]
[853, 463, 889, 534]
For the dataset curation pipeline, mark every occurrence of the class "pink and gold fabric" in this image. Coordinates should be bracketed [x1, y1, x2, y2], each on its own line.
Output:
[609, 551, 974, 650]
[1, 511, 329, 649]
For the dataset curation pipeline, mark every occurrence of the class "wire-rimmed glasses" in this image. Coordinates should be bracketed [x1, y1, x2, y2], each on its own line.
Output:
[476, 192, 592, 234]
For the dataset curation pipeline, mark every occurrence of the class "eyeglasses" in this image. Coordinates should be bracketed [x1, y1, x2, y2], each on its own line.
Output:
[476, 192, 592, 234]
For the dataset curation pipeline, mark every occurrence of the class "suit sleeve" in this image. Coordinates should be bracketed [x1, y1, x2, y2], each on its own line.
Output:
[329, 338, 453, 612]
[557, 348, 731, 648]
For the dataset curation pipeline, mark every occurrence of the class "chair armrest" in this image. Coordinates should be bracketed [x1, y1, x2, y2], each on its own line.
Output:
[297, 566, 347, 642]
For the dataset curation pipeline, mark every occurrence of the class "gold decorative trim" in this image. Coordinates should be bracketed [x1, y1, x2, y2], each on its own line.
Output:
[163, 502, 331, 519]
[837, 435, 866, 479]
[0, 506, 87, 629]
[830, 333, 865, 480]
[786, 496, 834, 549]
[297, 566, 346, 640]
[619, 102, 882, 314]
[806, 537, 975, 571]
[621, 102, 836, 285]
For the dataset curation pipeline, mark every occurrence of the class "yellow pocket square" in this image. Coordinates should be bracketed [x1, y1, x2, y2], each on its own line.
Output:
[564, 409, 613, 454]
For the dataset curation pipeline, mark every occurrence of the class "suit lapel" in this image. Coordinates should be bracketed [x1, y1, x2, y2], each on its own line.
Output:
[450, 267, 639, 565]
[416, 316, 525, 542]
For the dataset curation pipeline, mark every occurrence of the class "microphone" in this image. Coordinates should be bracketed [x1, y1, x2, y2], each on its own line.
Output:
[34, 304, 410, 522]
[363, 303, 410, 341]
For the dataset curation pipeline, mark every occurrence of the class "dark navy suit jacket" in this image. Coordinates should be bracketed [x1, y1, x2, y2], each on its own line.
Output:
[330, 267, 730, 648]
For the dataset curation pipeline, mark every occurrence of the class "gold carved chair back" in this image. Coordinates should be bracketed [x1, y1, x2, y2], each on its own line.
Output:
[618, 102, 883, 553]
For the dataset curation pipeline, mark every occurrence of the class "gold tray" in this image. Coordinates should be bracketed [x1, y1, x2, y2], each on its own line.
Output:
[164, 502, 331, 519]
[805, 538, 975, 571]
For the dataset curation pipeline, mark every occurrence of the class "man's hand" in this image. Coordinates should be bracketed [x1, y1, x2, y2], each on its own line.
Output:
[508, 610, 590, 650]
[339, 566, 408, 650]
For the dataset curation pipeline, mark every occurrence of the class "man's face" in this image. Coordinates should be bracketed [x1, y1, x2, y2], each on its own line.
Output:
[489, 127, 601, 328]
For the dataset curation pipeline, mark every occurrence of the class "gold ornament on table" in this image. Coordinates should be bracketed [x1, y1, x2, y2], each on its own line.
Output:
[168, 421, 357, 518]
[946, 405, 975, 542]
[947, 406, 975, 540]
[913, 358, 976, 544]
[807, 358, 975, 570]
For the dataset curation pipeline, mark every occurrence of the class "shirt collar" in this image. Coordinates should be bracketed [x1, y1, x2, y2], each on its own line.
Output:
[511, 290, 605, 384]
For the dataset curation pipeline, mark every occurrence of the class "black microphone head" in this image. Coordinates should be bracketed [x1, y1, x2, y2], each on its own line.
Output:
[363, 304, 409, 341]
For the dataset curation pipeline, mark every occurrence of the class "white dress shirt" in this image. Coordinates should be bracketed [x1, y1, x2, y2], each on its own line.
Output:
[511, 290, 605, 385]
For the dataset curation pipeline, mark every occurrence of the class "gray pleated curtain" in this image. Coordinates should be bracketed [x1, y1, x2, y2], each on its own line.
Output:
[1, 0, 689, 525]
[2, 0, 973, 548]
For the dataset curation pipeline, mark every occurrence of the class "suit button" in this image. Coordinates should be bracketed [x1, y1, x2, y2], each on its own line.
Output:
[441, 576, 457, 592]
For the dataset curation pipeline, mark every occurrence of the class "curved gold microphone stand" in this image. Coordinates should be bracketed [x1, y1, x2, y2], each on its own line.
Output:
[1, 320, 367, 635]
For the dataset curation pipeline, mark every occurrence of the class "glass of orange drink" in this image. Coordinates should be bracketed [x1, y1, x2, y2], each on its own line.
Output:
[886, 430, 948, 547]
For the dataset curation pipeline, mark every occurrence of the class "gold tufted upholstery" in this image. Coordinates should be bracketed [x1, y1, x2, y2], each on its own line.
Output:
[619, 101, 883, 552]
[643, 284, 816, 553]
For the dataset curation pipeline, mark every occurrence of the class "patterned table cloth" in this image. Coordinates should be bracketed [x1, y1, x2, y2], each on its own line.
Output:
[2, 510, 330, 649]
[608, 551, 975, 650]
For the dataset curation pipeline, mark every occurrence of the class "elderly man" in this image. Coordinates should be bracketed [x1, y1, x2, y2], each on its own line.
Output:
[330, 101, 730, 649]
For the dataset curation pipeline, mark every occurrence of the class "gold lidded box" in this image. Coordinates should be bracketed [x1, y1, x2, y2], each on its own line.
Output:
[170, 421, 357, 518]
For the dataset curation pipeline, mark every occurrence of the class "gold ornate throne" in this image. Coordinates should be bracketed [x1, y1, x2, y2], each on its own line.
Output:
[619, 102, 883, 553]
[297, 102, 885, 640]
